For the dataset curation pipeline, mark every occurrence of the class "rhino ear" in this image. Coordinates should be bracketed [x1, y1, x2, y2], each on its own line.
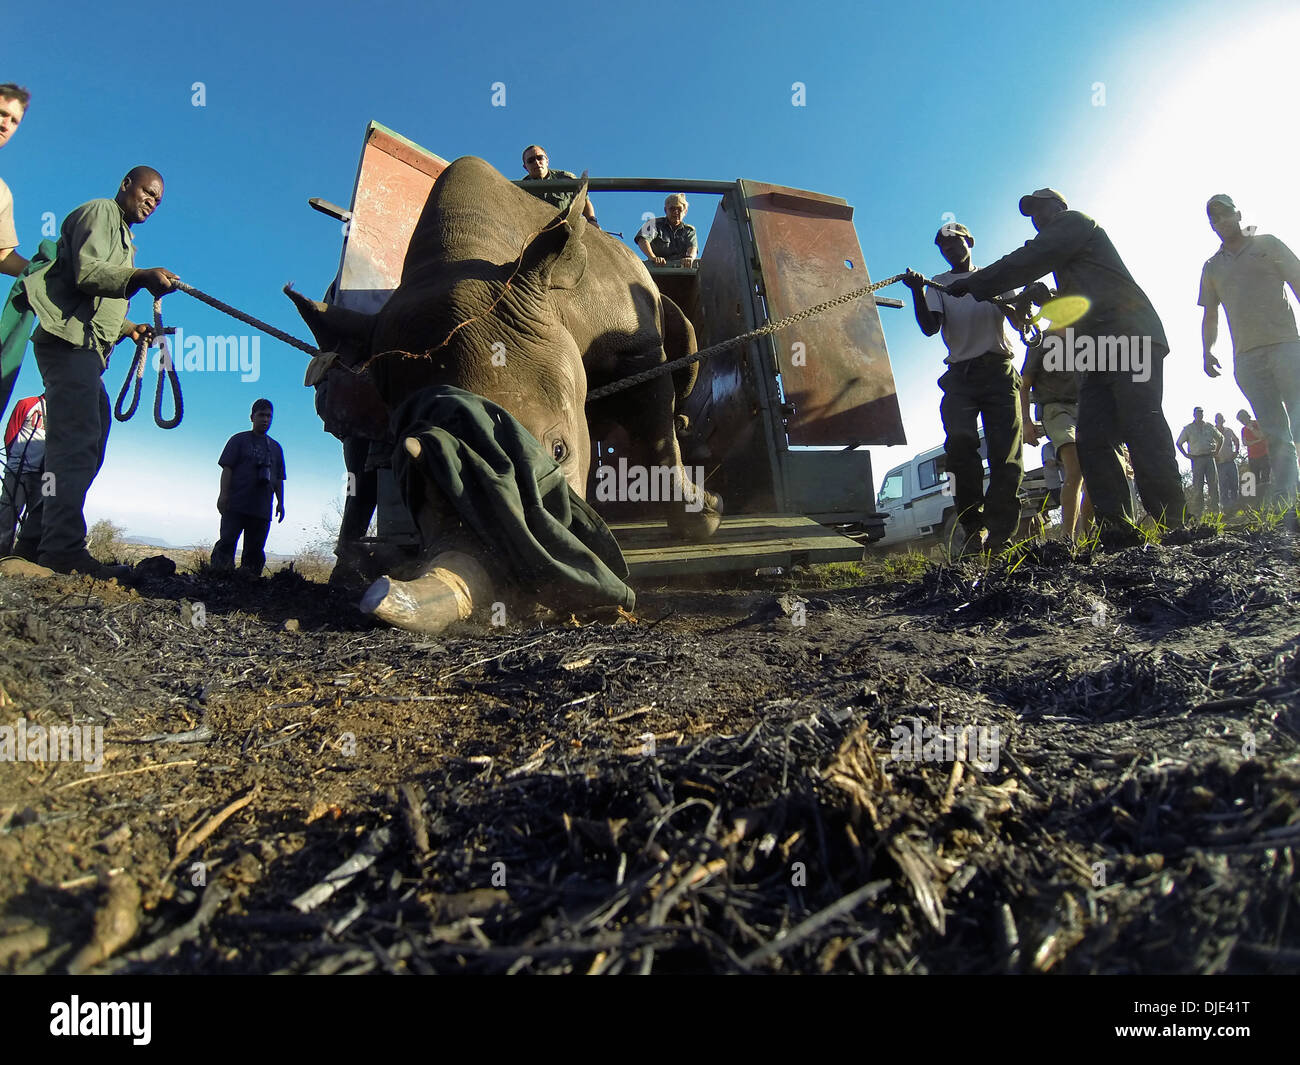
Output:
[521, 172, 588, 290]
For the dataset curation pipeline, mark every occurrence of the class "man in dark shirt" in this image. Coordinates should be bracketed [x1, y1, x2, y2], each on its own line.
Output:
[946, 189, 1186, 544]
[519, 144, 598, 226]
[636, 194, 698, 266]
[211, 398, 286, 576]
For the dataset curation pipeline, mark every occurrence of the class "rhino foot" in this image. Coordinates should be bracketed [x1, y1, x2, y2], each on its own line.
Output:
[667, 490, 724, 541]
[360, 550, 494, 634]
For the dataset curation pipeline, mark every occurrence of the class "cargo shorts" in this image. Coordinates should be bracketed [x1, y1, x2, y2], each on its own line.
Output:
[1039, 401, 1078, 450]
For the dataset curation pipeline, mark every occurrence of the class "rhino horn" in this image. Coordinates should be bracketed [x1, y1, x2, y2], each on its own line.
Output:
[283, 284, 376, 363]
[360, 550, 494, 634]
[520, 173, 589, 290]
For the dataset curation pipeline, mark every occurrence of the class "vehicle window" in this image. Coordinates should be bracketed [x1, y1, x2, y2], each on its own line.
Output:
[917, 459, 941, 490]
[878, 472, 903, 503]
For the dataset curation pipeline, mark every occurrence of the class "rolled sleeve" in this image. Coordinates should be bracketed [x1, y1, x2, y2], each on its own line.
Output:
[67, 201, 136, 298]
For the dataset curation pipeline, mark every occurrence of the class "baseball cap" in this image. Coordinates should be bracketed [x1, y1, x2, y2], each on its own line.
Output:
[1018, 188, 1068, 216]
[935, 221, 974, 247]
[1206, 193, 1237, 213]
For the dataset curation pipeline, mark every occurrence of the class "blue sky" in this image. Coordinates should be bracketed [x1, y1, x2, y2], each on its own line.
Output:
[6, 0, 1299, 551]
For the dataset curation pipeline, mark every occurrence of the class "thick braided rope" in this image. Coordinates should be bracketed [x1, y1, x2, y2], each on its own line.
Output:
[168, 269, 1022, 405]
[584, 272, 910, 403]
[584, 272, 1033, 402]
[173, 280, 320, 356]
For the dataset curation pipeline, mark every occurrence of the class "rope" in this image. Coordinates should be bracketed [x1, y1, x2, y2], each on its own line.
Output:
[162, 267, 1037, 411]
[585, 272, 910, 403]
[585, 272, 1038, 403]
[114, 299, 183, 428]
[173, 280, 320, 356]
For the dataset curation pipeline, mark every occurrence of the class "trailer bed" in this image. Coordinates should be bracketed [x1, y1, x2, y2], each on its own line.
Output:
[610, 513, 863, 580]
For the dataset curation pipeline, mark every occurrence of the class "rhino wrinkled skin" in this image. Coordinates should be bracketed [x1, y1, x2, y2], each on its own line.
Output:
[287, 156, 722, 632]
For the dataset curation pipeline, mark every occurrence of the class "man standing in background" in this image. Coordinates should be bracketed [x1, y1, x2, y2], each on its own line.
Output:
[1238, 409, 1270, 500]
[1214, 412, 1240, 506]
[0, 392, 43, 554]
[212, 398, 286, 577]
[1200, 194, 1300, 518]
[1177, 406, 1223, 515]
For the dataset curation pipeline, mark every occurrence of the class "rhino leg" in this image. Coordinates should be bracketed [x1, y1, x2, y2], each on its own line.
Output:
[360, 550, 494, 634]
[604, 373, 722, 540]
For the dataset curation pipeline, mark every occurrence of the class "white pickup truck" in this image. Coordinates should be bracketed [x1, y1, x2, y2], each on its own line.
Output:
[872, 434, 1055, 551]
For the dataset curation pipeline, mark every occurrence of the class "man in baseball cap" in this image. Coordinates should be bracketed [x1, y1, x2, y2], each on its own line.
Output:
[902, 221, 1023, 555]
[944, 189, 1186, 546]
[1018, 188, 1068, 217]
[1199, 193, 1300, 517]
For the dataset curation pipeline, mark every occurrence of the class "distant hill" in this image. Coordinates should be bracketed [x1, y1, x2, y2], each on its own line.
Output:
[126, 535, 174, 548]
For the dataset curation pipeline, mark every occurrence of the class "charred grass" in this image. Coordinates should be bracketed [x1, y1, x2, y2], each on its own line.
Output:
[0, 527, 1298, 974]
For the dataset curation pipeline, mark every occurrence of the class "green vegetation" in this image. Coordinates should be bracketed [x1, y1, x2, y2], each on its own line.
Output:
[85, 519, 126, 561]
[808, 551, 933, 588]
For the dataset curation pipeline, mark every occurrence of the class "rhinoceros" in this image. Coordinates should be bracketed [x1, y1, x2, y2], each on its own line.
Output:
[286, 155, 722, 633]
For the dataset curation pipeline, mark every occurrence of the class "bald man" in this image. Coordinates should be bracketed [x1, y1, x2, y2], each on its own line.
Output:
[13, 167, 178, 577]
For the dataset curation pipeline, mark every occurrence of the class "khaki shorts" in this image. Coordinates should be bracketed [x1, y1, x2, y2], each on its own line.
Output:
[1039, 402, 1078, 449]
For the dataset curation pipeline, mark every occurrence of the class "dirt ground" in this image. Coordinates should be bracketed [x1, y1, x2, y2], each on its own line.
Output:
[0, 524, 1297, 975]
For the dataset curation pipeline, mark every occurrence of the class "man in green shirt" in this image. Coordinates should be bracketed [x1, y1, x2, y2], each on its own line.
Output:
[13, 166, 178, 577]
[519, 144, 599, 227]
[1199, 194, 1300, 510]
[945, 189, 1186, 545]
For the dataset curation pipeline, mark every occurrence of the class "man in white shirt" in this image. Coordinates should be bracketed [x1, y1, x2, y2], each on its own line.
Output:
[904, 222, 1023, 554]
[1200, 193, 1300, 510]
[0, 83, 30, 277]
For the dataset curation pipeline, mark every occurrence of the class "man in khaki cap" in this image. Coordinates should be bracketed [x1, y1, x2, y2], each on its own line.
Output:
[1200, 194, 1300, 514]
[945, 189, 1186, 547]
[903, 221, 1023, 554]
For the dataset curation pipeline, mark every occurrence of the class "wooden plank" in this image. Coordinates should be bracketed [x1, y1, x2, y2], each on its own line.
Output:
[610, 514, 863, 579]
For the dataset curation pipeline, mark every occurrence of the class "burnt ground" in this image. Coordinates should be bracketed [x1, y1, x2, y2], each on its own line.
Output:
[0, 526, 1297, 976]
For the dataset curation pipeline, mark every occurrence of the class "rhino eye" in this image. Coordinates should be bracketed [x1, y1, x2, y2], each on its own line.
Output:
[552, 439, 568, 462]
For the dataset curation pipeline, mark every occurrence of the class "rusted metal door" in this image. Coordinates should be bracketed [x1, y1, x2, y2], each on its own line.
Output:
[322, 124, 449, 540]
[739, 180, 905, 448]
[333, 123, 449, 315]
